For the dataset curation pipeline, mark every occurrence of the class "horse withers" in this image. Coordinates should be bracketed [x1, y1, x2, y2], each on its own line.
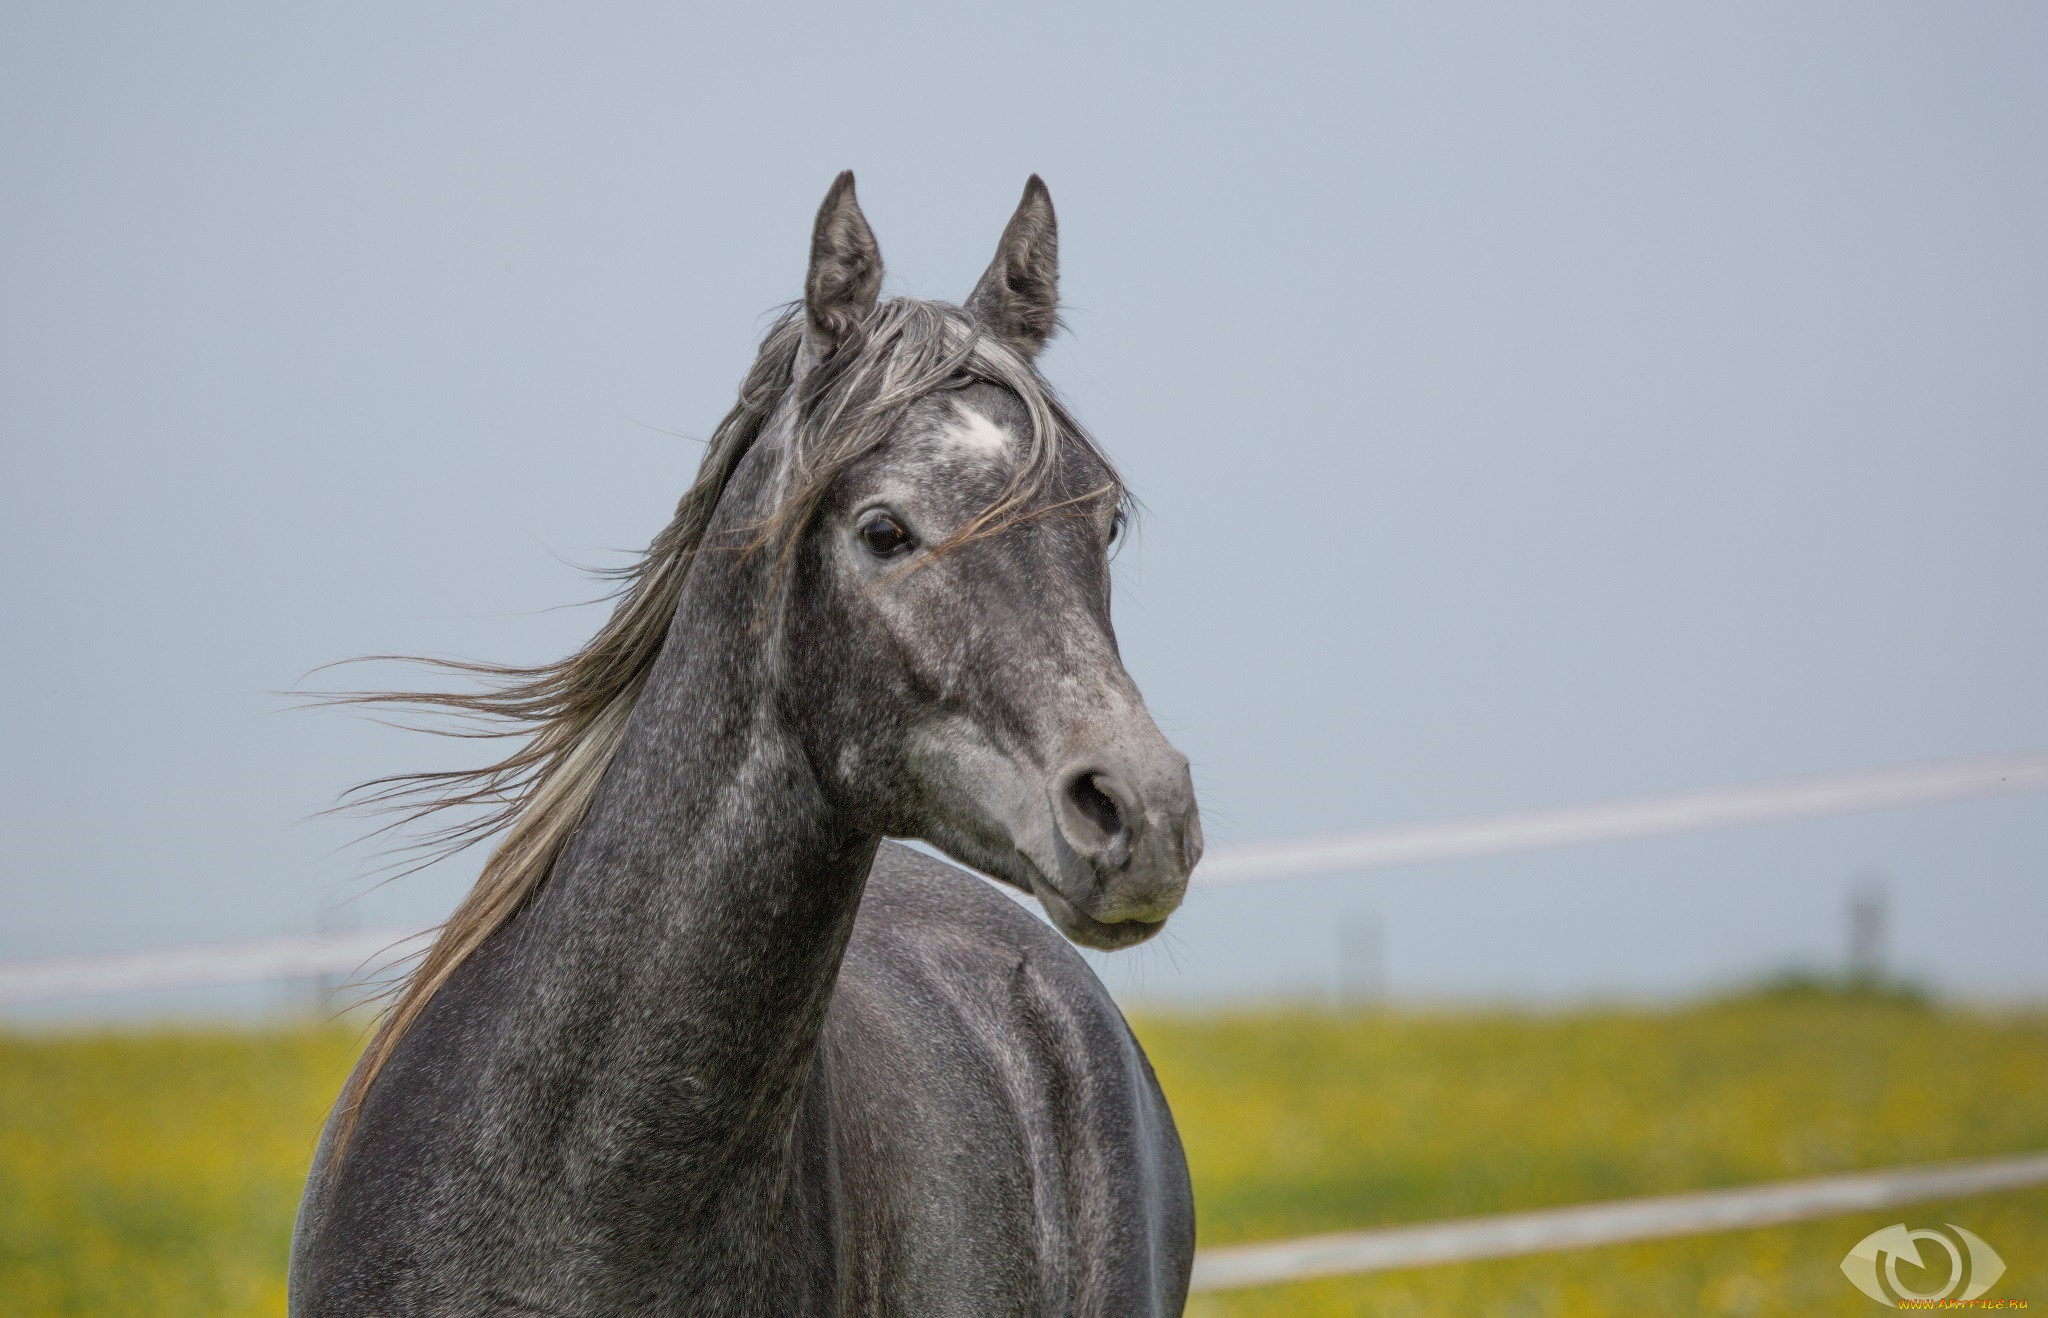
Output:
[290, 173, 1202, 1316]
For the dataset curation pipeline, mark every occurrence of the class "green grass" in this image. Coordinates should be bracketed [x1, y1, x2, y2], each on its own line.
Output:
[0, 1028, 360, 1316]
[1140, 990, 2048, 1314]
[2, 992, 2043, 1314]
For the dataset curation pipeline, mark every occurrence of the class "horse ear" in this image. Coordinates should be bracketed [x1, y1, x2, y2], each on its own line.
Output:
[805, 171, 883, 358]
[967, 176, 1059, 359]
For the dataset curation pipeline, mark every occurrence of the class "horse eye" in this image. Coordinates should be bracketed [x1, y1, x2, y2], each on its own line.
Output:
[858, 513, 912, 556]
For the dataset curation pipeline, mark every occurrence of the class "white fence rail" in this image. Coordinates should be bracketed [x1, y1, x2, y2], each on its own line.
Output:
[5, 751, 2045, 1006]
[0, 929, 428, 1007]
[1196, 750, 2048, 885]
[1188, 1150, 2048, 1292]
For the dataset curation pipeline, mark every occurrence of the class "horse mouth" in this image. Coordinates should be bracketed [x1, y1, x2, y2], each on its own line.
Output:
[1028, 873, 1169, 951]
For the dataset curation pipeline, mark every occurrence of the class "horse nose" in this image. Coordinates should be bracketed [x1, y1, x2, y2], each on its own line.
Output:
[1052, 755, 1201, 923]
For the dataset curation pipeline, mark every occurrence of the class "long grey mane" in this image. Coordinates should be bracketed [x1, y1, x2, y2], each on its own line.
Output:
[325, 297, 1127, 1155]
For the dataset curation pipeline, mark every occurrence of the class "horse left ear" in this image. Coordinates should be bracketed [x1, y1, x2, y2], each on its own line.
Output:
[967, 176, 1059, 360]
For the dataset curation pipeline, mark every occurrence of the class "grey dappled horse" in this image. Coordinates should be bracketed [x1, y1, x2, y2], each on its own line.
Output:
[290, 174, 1203, 1315]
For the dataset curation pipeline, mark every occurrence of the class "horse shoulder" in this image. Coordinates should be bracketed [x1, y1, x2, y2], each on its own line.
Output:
[803, 843, 1193, 1316]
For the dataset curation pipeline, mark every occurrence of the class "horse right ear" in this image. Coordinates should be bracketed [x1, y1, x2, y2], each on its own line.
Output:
[967, 175, 1059, 360]
[804, 171, 883, 359]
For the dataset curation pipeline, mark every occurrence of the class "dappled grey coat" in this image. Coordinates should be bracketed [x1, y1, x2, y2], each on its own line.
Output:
[289, 173, 1202, 1315]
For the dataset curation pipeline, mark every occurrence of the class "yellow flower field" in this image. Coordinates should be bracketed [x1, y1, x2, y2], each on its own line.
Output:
[1142, 991, 2048, 1314]
[2, 989, 2042, 1314]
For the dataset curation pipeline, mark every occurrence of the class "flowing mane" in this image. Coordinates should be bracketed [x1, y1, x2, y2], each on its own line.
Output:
[327, 297, 1126, 1154]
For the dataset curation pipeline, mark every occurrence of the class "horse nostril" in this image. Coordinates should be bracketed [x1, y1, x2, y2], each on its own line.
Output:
[1065, 772, 1128, 856]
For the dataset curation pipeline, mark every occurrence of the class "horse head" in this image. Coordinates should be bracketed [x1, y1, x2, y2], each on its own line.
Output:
[740, 172, 1203, 949]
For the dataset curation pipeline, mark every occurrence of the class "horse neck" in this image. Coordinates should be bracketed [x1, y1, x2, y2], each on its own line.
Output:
[505, 541, 873, 1183]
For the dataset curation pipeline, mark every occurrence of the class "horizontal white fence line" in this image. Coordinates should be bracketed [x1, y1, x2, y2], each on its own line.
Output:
[1194, 750, 2048, 886]
[5, 751, 2044, 1004]
[1188, 1150, 2048, 1292]
[0, 929, 428, 1006]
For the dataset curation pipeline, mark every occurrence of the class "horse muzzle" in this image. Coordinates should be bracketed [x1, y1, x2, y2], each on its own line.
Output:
[1033, 749, 1202, 947]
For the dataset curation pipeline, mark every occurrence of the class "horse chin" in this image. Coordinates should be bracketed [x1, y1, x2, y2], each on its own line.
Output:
[908, 819, 1171, 950]
[1028, 873, 1169, 951]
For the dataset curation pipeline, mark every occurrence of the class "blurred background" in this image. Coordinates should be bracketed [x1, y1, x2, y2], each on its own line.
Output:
[3, 2, 2042, 1013]
[5, 5, 2046, 1315]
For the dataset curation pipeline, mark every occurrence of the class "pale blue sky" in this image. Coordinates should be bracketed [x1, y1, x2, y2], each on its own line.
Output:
[3, 3, 2043, 1010]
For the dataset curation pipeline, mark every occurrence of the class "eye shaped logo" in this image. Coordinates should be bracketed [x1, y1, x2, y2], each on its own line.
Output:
[1840, 1223, 2006, 1306]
